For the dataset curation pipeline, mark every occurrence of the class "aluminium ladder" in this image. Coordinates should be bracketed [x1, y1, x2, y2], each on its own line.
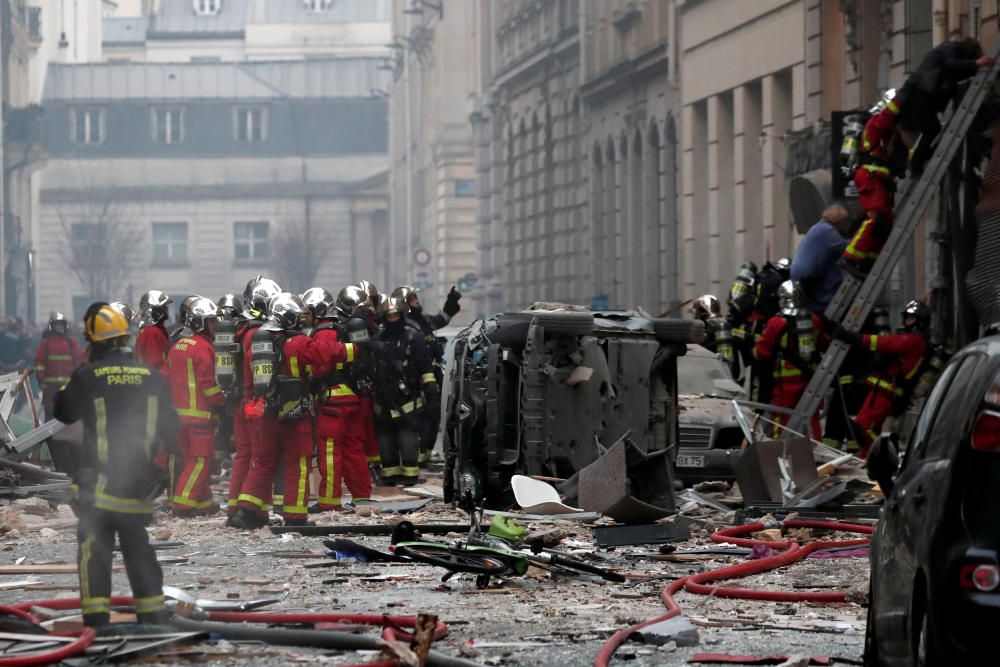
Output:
[785, 42, 1000, 433]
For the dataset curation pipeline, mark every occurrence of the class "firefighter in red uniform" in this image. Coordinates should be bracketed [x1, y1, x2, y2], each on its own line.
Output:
[231, 293, 328, 528]
[843, 89, 905, 275]
[226, 276, 281, 525]
[302, 287, 367, 511]
[35, 312, 85, 472]
[135, 290, 172, 373]
[753, 280, 827, 439]
[167, 297, 224, 516]
[35, 312, 84, 417]
[834, 299, 931, 457]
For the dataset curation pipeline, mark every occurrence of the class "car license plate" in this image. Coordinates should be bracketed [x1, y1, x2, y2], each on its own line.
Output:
[676, 454, 705, 468]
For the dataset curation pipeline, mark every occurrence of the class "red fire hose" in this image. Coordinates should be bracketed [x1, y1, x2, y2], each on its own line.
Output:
[4, 597, 465, 667]
[594, 519, 874, 666]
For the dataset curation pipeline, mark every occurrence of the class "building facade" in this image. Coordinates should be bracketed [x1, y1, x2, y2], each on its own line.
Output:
[470, 0, 585, 315]
[581, 0, 677, 312]
[386, 0, 477, 318]
[102, 0, 391, 63]
[36, 59, 389, 319]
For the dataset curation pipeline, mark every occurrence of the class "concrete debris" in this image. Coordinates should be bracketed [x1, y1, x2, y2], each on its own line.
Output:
[12, 496, 52, 515]
[632, 615, 700, 647]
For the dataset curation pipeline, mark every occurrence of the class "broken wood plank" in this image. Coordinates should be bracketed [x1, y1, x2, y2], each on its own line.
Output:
[0, 563, 123, 575]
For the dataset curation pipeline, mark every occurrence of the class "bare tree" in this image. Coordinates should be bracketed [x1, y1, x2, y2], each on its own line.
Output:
[271, 219, 333, 293]
[55, 189, 143, 302]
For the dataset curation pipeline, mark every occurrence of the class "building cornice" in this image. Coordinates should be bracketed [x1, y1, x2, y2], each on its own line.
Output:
[580, 42, 669, 105]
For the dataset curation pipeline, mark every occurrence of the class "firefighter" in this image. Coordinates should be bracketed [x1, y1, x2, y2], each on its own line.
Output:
[337, 285, 383, 484]
[135, 290, 172, 373]
[746, 260, 790, 404]
[54, 303, 177, 628]
[34, 312, 84, 418]
[823, 306, 892, 447]
[726, 261, 758, 378]
[898, 39, 994, 173]
[843, 88, 906, 276]
[393, 285, 461, 463]
[372, 296, 438, 486]
[303, 287, 367, 511]
[690, 295, 736, 377]
[752, 280, 827, 439]
[231, 293, 324, 528]
[167, 297, 224, 516]
[170, 296, 199, 344]
[34, 312, 85, 473]
[212, 294, 242, 469]
[833, 299, 932, 457]
[226, 276, 281, 524]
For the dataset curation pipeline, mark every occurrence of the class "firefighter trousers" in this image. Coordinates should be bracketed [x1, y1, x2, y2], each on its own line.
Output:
[237, 416, 282, 519]
[850, 390, 896, 456]
[769, 379, 821, 441]
[277, 419, 314, 520]
[172, 421, 217, 513]
[360, 395, 381, 465]
[315, 401, 372, 510]
[227, 411, 252, 516]
[77, 506, 168, 627]
[44, 403, 80, 474]
[845, 169, 895, 265]
[419, 393, 441, 464]
[377, 413, 420, 483]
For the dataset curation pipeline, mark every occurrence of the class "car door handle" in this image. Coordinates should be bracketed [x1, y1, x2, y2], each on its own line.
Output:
[911, 487, 926, 505]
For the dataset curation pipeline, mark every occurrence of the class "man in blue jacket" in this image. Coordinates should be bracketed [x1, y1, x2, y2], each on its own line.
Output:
[790, 204, 850, 314]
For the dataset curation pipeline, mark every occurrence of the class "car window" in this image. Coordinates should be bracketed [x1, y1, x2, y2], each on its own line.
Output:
[924, 354, 987, 460]
[905, 355, 963, 466]
[677, 353, 731, 396]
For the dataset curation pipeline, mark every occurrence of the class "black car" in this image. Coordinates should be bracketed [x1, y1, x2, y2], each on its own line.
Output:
[866, 336, 1000, 666]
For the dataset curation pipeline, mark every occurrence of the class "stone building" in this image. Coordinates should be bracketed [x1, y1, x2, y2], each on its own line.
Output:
[386, 0, 477, 318]
[102, 0, 391, 63]
[36, 59, 389, 318]
[581, 0, 677, 312]
[470, 0, 585, 315]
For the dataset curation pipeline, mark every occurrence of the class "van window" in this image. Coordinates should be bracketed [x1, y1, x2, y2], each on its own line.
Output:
[925, 355, 986, 460]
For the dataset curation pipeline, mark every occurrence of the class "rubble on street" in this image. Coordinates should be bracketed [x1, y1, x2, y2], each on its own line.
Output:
[1, 471, 874, 666]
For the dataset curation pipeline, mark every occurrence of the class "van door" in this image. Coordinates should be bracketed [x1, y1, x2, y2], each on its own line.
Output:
[874, 354, 980, 658]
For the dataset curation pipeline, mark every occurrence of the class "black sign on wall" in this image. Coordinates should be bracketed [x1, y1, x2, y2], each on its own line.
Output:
[831, 110, 869, 200]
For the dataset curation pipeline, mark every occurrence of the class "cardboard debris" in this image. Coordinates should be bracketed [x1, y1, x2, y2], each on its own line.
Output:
[511, 475, 583, 515]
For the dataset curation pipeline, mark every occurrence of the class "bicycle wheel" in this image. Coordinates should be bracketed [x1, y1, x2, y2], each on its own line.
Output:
[396, 544, 511, 575]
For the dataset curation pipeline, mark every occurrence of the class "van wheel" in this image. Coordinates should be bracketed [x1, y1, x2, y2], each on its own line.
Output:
[651, 318, 706, 345]
[502, 311, 594, 336]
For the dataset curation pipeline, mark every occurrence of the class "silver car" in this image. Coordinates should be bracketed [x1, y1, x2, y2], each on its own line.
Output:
[675, 344, 746, 482]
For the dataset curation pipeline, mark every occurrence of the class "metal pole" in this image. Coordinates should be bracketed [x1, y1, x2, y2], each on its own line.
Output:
[403, 10, 414, 288]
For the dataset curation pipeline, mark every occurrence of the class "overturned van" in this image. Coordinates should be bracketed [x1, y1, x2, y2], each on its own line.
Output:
[442, 306, 706, 509]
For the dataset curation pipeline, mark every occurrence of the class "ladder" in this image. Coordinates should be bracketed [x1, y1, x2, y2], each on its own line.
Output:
[786, 44, 1000, 433]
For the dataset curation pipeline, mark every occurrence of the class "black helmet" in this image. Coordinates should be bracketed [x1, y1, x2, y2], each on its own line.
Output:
[902, 300, 931, 332]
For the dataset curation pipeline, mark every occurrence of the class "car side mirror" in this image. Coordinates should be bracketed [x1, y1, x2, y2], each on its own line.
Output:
[713, 378, 746, 396]
[867, 433, 900, 497]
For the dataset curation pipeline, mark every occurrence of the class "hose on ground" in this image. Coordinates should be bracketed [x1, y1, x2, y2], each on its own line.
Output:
[171, 616, 481, 667]
[594, 519, 873, 666]
[7, 597, 473, 667]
